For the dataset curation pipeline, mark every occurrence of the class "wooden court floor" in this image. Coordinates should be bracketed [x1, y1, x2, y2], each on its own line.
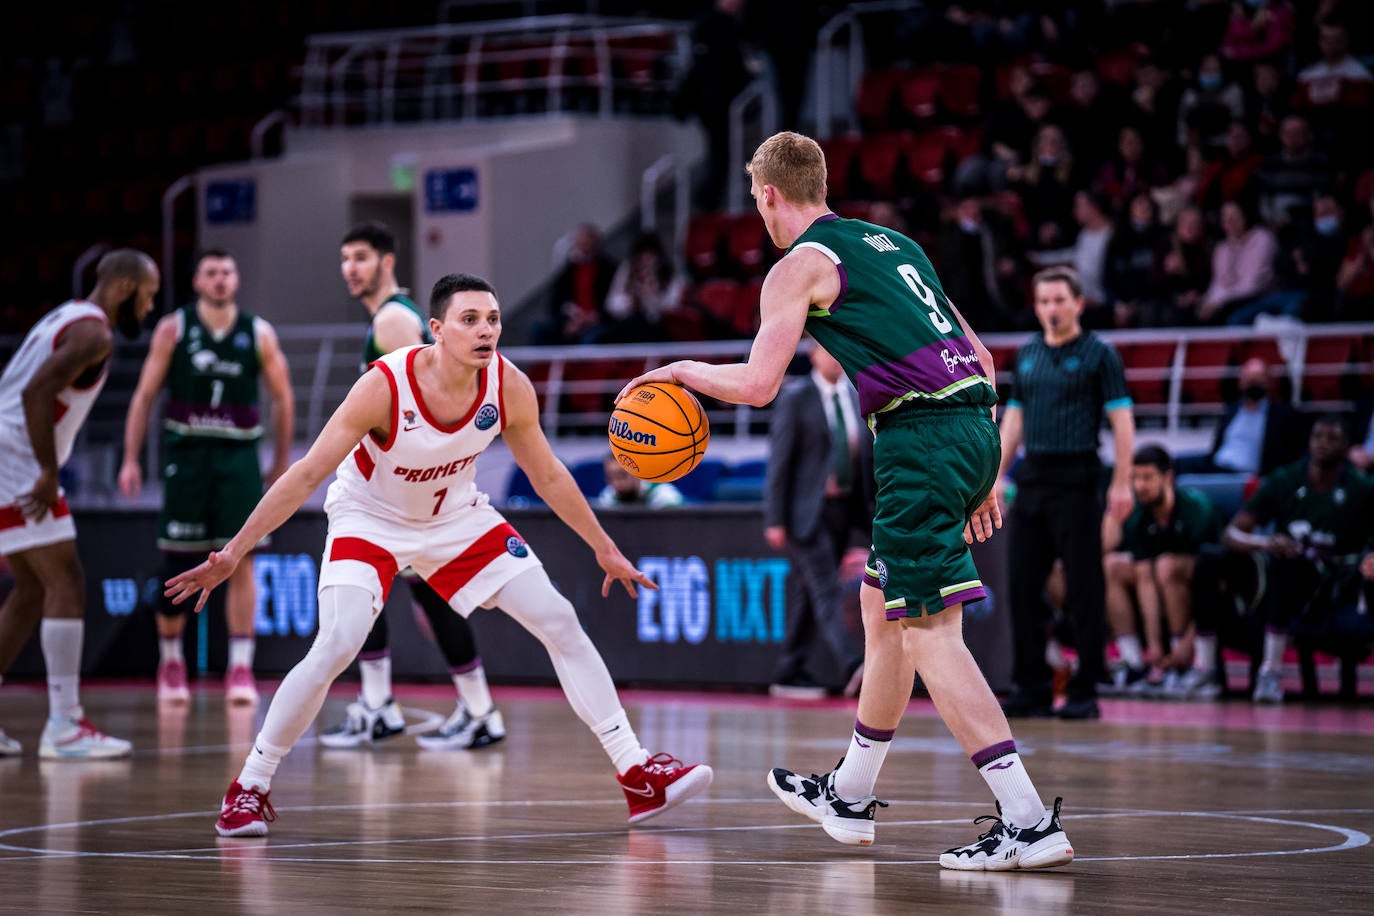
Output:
[1, 681, 1371, 915]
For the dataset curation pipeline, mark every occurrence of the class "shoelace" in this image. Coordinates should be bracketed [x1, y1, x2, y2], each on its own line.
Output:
[641, 752, 685, 774]
[970, 814, 1014, 843]
[228, 788, 278, 823]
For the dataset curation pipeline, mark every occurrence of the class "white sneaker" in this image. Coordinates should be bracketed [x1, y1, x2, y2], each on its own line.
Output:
[0, 729, 22, 757]
[318, 697, 407, 748]
[940, 798, 1074, 871]
[416, 703, 506, 750]
[766, 760, 888, 846]
[1253, 669, 1284, 704]
[39, 716, 133, 759]
[1171, 667, 1222, 700]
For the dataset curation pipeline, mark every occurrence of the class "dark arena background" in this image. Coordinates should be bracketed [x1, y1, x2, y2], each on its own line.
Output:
[1, 2, 1372, 912]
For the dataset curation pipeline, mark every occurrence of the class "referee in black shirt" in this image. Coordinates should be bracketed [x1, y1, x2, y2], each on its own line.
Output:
[996, 267, 1136, 719]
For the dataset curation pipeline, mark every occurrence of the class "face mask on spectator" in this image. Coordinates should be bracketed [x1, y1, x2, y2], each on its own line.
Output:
[1315, 216, 1341, 236]
[1199, 73, 1222, 91]
[1242, 382, 1267, 402]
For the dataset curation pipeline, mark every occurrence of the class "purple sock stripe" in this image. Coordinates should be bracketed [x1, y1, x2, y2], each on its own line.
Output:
[450, 658, 483, 675]
[971, 740, 1017, 769]
[854, 720, 895, 743]
[358, 650, 390, 662]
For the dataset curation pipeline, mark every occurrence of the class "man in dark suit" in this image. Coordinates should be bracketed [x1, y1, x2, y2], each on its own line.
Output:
[1193, 357, 1305, 476]
[765, 342, 872, 697]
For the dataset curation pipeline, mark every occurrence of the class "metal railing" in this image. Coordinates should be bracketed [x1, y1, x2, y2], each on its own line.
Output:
[813, 0, 924, 138]
[298, 16, 690, 128]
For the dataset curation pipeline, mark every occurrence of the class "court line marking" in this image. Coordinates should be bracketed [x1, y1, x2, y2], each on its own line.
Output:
[0, 804, 1366, 865]
[126, 709, 448, 758]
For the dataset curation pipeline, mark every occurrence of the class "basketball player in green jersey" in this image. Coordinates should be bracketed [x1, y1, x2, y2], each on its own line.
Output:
[325, 222, 504, 751]
[120, 249, 295, 707]
[619, 132, 1074, 869]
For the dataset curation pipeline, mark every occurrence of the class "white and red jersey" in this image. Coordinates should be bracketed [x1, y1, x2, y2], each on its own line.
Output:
[0, 300, 110, 467]
[327, 345, 511, 522]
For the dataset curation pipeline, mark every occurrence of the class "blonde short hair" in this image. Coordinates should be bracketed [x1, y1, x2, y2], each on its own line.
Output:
[746, 131, 827, 205]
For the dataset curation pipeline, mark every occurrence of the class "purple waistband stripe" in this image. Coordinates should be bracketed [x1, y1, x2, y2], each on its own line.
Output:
[971, 740, 1017, 769]
[855, 720, 896, 743]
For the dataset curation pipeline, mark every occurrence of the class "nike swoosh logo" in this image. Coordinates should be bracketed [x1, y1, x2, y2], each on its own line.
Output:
[623, 783, 656, 798]
[403, 425, 422, 432]
[987, 761, 1015, 770]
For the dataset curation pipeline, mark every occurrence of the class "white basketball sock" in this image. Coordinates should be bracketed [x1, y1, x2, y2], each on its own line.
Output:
[359, 654, 392, 709]
[228, 636, 255, 670]
[973, 741, 1045, 828]
[159, 636, 184, 664]
[1115, 634, 1144, 669]
[593, 710, 649, 775]
[41, 619, 83, 721]
[833, 721, 893, 799]
[1193, 633, 1217, 673]
[452, 661, 493, 717]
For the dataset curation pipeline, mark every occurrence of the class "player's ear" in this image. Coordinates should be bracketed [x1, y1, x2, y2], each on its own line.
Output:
[382, 251, 396, 273]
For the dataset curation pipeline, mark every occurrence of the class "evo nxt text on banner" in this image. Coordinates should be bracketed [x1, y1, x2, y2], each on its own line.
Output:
[635, 556, 790, 644]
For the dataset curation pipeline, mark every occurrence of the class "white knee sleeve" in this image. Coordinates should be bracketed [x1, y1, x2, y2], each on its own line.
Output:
[490, 568, 622, 727]
[256, 585, 378, 752]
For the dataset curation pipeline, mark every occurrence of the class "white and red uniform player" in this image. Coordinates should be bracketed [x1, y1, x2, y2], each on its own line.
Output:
[0, 249, 159, 760]
[165, 275, 712, 837]
[321, 346, 537, 615]
[0, 301, 110, 554]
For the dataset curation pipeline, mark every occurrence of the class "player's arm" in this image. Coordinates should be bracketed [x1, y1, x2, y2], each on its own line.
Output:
[616, 248, 828, 407]
[118, 314, 178, 498]
[19, 318, 113, 518]
[256, 319, 296, 485]
[165, 370, 391, 611]
[501, 362, 656, 598]
[371, 302, 426, 353]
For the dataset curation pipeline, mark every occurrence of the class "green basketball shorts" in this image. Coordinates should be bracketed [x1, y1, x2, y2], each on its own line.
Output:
[158, 438, 265, 552]
[864, 405, 1000, 620]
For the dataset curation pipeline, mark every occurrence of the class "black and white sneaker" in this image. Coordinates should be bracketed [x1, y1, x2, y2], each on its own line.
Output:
[319, 697, 407, 748]
[940, 798, 1074, 871]
[416, 703, 506, 750]
[766, 760, 888, 846]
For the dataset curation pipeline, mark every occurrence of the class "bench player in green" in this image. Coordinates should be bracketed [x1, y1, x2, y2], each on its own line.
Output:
[324, 222, 504, 750]
[619, 132, 1074, 869]
[120, 249, 294, 706]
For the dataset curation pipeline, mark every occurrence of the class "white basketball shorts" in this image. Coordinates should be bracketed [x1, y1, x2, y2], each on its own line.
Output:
[0, 433, 75, 556]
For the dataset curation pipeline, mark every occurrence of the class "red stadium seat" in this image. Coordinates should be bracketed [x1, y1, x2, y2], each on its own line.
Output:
[856, 68, 904, 130]
[1118, 340, 1178, 406]
[895, 67, 941, 123]
[937, 63, 982, 119]
[684, 212, 731, 279]
[855, 132, 909, 199]
[693, 279, 741, 328]
[725, 215, 769, 277]
[1301, 336, 1357, 403]
[732, 278, 764, 337]
[1182, 340, 1238, 406]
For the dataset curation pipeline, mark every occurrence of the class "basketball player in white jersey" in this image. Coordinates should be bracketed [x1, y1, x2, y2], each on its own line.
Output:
[166, 274, 712, 836]
[0, 249, 159, 758]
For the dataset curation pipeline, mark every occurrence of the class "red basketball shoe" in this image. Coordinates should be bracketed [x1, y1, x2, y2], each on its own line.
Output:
[617, 753, 713, 824]
[215, 780, 277, 837]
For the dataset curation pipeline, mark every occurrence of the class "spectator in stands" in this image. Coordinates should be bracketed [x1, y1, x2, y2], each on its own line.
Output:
[1253, 115, 1331, 227]
[1186, 415, 1374, 702]
[1335, 224, 1374, 320]
[1160, 205, 1214, 324]
[954, 76, 1052, 196]
[1221, 0, 1297, 63]
[1030, 190, 1114, 326]
[1242, 60, 1292, 149]
[1197, 121, 1264, 213]
[1151, 145, 1208, 226]
[1009, 123, 1080, 254]
[1296, 21, 1373, 109]
[675, 0, 753, 209]
[531, 224, 616, 346]
[935, 195, 1021, 331]
[1101, 445, 1223, 698]
[596, 451, 685, 509]
[1198, 200, 1279, 323]
[1258, 192, 1349, 323]
[1105, 192, 1167, 327]
[997, 266, 1136, 720]
[1176, 52, 1246, 152]
[764, 342, 869, 700]
[1186, 356, 1305, 476]
[1097, 126, 1168, 214]
[1057, 70, 1123, 179]
[603, 232, 682, 344]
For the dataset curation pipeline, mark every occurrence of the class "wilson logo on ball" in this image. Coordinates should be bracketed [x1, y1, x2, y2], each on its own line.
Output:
[608, 417, 657, 446]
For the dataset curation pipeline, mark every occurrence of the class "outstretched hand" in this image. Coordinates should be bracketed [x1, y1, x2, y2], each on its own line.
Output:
[164, 550, 241, 613]
[597, 546, 659, 598]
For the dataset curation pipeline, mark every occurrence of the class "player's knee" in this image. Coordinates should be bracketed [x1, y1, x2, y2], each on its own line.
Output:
[1157, 554, 1193, 583]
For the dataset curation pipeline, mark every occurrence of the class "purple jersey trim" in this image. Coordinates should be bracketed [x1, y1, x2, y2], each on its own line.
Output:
[854, 335, 988, 417]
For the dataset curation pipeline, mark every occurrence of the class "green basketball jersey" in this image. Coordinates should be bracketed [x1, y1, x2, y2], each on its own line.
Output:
[164, 305, 262, 442]
[790, 215, 997, 421]
[361, 292, 430, 371]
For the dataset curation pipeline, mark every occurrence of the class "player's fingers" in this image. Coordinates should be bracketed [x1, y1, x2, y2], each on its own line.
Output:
[620, 577, 639, 599]
[637, 570, 659, 591]
[601, 573, 612, 598]
[963, 521, 974, 545]
[194, 590, 209, 614]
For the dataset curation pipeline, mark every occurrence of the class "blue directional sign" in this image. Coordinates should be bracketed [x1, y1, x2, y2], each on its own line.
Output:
[424, 167, 479, 213]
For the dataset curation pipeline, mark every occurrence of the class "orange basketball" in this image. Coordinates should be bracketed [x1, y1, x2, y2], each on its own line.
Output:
[608, 382, 710, 482]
